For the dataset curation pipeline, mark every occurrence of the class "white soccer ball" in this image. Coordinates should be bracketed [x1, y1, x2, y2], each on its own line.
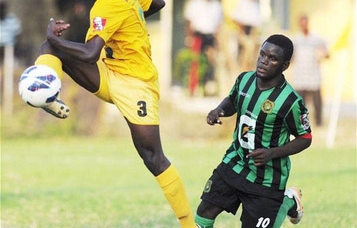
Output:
[18, 65, 61, 108]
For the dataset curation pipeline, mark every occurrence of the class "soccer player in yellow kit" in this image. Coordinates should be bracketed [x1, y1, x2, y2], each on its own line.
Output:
[33, 0, 195, 227]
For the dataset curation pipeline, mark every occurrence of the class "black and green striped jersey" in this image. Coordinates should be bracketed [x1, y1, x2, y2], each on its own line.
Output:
[222, 71, 311, 190]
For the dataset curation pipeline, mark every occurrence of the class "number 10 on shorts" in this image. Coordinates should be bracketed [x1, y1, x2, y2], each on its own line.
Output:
[256, 217, 270, 228]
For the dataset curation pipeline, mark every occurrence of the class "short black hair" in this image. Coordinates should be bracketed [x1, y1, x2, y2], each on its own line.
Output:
[264, 34, 294, 61]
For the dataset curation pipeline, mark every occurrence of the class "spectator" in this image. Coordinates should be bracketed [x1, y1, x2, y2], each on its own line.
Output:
[0, 1, 22, 114]
[172, 36, 210, 92]
[0, 1, 22, 54]
[231, 0, 262, 71]
[183, 0, 223, 96]
[291, 14, 329, 127]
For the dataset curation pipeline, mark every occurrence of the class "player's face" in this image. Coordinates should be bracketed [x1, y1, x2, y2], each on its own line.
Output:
[256, 42, 288, 81]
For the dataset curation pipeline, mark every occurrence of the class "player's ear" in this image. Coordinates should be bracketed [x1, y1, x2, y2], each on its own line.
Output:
[282, 61, 290, 71]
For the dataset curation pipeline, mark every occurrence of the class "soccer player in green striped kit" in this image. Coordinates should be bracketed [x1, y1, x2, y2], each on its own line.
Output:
[195, 34, 312, 228]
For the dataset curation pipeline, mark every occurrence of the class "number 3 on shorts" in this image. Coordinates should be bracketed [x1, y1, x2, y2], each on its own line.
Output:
[137, 100, 147, 117]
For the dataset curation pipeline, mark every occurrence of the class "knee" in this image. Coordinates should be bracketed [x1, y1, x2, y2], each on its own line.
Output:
[140, 149, 169, 175]
[39, 41, 55, 55]
[196, 203, 210, 217]
[196, 201, 223, 220]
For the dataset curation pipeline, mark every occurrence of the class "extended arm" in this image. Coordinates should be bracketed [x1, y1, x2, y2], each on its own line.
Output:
[46, 19, 105, 63]
[144, 0, 165, 18]
[206, 97, 236, 125]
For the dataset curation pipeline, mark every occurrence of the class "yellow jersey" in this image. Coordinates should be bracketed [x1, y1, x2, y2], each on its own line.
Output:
[86, 0, 158, 81]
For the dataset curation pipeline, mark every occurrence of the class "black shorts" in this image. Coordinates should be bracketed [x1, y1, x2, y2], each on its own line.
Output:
[200, 163, 285, 228]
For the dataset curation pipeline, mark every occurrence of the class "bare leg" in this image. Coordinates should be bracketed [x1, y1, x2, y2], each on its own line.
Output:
[195, 200, 224, 227]
[196, 201, 224, 219]
[126, 120, 170, 175]
[126, 120, 195, 227]
[39, 41, 100, 93]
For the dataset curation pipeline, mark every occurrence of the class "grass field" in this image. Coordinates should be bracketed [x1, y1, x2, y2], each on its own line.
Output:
[1, 101, 356, 227]
[2, 135, 356, 227]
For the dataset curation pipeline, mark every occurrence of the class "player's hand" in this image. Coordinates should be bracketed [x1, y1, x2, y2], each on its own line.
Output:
[246, 148, 274, 166]
[206, 108, 224, 125]
[47, 18, 70, 38]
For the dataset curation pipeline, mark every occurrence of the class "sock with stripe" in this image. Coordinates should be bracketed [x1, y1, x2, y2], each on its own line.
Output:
[194, 214, 215, 228]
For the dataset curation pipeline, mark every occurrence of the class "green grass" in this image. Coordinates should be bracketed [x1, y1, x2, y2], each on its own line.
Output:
[1, 99, 356, 227]
[2, 133, 356, 227]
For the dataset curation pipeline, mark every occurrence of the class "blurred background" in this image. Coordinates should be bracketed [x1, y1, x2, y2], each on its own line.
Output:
[1, 1, 355, 227]
[0, 0, 355, 146]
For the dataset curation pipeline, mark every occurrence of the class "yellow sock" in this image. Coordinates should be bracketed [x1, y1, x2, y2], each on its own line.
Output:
[156, 165, 196, 228]
[35, 54, 63, 79]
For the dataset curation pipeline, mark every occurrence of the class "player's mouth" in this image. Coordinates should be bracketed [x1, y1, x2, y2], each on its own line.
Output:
[257, 67, 267, 75]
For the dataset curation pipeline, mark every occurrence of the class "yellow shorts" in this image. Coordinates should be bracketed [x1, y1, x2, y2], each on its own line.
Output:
[94, 60, 160, 125]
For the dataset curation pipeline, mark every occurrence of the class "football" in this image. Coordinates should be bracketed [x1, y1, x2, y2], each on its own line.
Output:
[18, 65, 61, 108]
